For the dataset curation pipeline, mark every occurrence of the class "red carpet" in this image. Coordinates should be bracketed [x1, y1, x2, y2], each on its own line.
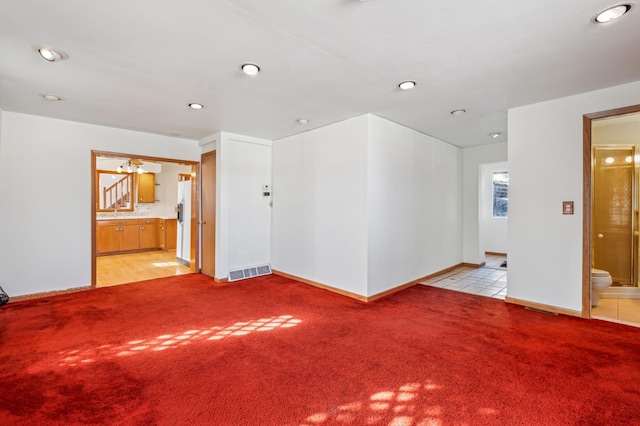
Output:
[1, 273, 639, 425]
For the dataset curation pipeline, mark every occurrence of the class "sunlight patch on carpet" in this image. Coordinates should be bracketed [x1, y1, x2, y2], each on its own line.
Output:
[300, 380, 499, 426]
[56, 315, 301, 366]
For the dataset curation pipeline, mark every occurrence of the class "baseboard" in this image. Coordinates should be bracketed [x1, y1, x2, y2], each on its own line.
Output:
[462, 261, 485, 268]
[272, 270, 369, 301]
[273, 265, 471, 303]
[505, 296, 584, 318]
[8, 286, 93, 303]
[214, 277, 229, 284]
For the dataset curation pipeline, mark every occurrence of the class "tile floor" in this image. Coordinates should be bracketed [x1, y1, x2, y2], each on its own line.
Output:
[592, 298, 640, 325]
[419, 254, 507, 300]
[417, 253, 640, 327]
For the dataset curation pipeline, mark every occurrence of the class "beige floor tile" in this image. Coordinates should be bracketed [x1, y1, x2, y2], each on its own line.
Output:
[592, 298, 640, 326]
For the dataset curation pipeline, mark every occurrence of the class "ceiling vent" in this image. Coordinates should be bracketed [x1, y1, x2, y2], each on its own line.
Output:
[228, 264, 272, 282]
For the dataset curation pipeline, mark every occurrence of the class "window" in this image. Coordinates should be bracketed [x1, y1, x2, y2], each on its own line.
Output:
[492, 172, 508, 218]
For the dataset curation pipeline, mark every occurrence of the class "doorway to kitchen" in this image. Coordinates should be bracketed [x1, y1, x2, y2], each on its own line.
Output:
[91, 150, 199, 287]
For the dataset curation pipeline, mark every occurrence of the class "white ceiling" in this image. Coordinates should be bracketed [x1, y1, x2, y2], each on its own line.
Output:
[1, 0, 639, 148]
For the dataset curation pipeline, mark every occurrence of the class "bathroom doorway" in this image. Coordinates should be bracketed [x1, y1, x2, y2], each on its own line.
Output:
[587, 107, 640, 325]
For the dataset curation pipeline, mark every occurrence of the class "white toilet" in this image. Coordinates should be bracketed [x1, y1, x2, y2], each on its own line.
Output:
[591, 269, 612, 307]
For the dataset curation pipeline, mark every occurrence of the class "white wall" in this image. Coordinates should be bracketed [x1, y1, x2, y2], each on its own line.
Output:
[0, 112, 200, 297]
[153, 163, 192, 218]
[462, 143, 508, 264]
[272, 116, 369, 296]
[480, 162, 508, 254]
[592, 115, 640, 144]
[367, 115, 462, 296]
[508, 81, 640, 312]
[273, 114, 463, 297]
[216, 132, 272, 280]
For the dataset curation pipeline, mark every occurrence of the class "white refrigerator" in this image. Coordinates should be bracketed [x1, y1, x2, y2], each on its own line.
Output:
[176, 180, 191, 266]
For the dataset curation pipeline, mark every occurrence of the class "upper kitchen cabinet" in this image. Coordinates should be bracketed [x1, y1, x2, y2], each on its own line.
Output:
[137, 173, 155, 203]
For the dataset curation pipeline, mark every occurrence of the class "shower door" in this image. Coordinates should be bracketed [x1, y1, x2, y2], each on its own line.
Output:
[592, 147, 635, 285]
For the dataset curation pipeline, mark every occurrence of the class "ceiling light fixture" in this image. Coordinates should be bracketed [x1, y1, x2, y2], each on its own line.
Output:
[593, 3, 633, 23]
[489, 132, 502, 139]
[450, 109, 466, 116]
[297, 119, 309, 124]
[117, 160, 145, 174]
[35, 46, 68, 62]
[188, 103, 204, 110]
[42, 93, 62, 101]
[241, 63, 261, 76]
[398, 81, 416, 90]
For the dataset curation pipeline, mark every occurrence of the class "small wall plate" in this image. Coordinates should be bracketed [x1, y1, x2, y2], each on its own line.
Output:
[563, 201, 574, 215]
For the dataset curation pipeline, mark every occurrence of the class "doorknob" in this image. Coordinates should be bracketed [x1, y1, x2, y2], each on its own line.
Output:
[598, 234, 604, 239]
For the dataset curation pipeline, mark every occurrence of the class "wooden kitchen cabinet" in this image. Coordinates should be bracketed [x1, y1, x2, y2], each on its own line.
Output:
[158, 218, 177, 250]
[96, 220, 120, 254]
[96, 218, 158, 255]
[139, 218, 157, 249]
[137, 173, 155, 203]
[120, 220, 140, 251]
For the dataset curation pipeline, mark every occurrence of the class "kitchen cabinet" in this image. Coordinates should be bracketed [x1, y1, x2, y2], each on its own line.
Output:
[120, 221, 140, 251]
[158, 218, 177, 250]
[96, 219, 140, 254]
[96, 220, 120, 254]
[139, 218, 158, 249]
[137, 173, 155, 203]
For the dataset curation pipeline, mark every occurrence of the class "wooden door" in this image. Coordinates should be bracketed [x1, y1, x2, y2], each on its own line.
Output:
[201, 151, 216, 277]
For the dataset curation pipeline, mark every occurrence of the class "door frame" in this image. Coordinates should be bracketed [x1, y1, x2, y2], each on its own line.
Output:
[582, 104, 640, 317]
[91, 150, 200, 286]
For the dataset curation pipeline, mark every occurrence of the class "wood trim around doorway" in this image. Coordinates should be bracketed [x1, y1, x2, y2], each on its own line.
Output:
[91, 150, 200, 286]
[583, 104, 640, 318]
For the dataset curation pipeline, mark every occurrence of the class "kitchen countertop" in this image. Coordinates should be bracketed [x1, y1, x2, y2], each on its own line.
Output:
[96, 216, 177, 221]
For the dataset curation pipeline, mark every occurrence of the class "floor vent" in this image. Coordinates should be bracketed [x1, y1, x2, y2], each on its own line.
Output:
[228, 264, 272, 282]
[525, 306, 558, 315]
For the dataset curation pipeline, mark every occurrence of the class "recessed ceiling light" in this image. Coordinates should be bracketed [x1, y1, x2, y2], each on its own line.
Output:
[593, 3, 633, 23]
[241, 63, 261, 76]
[489, 132, 502, 139]
[35, 47, 68, 62]
[450, 109, 466, 116]
[398, 81, 416, 90]
[188, 103, 204, 110]
[42, 93, 62, 101]
[297, 118, 309, 124]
